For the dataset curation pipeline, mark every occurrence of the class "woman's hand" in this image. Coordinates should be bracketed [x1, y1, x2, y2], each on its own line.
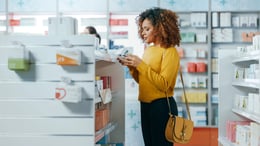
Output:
[117, 54, 142, 67]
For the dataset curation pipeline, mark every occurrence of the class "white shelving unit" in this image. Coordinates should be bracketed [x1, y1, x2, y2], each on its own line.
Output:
[0, 35, 125, 146]
[218, 49, 260, 145]
[175, 11, 215, 127]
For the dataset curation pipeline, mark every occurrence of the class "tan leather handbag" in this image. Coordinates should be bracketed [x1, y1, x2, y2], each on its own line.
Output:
[165, 69, 194, 144]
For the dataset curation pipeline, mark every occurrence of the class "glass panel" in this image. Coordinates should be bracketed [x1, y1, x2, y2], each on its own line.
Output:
[0, 0, 6, 33]
[160, 0, 209, 12]
[0, 0, 5, 12]
[109, 0, 158, 13]
[8, 14, 55, 35]
[0, 15, 6, 33]
[8, 0, 56, 12]
[212, 0, 260, 11]
[59, 0, 107, 12]
[109, 14, 144, 57]
[62, 14, 108, 46]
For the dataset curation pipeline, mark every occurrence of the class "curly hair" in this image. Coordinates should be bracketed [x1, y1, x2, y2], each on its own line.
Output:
[136, 7, 181, 48]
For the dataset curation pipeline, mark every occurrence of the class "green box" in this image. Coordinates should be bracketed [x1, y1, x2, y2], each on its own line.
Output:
[8, 58, 30, 71]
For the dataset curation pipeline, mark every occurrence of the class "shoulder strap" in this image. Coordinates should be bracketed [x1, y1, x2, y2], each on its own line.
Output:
[166, 68, 192, 120]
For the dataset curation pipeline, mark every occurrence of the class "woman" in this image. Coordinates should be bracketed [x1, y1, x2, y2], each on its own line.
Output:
[118, 7, 181, 146]
[84, 26, 101, 44]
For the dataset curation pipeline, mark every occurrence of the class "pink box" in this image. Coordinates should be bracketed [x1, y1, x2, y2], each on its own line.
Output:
[226, 120, 250, 142]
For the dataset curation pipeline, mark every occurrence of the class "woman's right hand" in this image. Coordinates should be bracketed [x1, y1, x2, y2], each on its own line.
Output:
[117, 56, 128, 66]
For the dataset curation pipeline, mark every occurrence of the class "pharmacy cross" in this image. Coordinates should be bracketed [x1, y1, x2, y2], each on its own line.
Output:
[219, 0, 226, 6]
[168, 0, 175, 6]
[118, 0, 125, 6]
[68, 0, 74, 6]
[128, 109, 136, 119]
[131, 123, 138, 131]
[17, 0, 24, 7]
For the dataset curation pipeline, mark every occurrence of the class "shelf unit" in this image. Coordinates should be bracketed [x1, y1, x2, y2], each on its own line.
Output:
[210, 11, 260, 129]
[0, 35, 125, 146]
[218, 48, 260, 145]
[174, 11, 215, 127]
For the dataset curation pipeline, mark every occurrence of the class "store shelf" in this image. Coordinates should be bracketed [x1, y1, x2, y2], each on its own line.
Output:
[232, 52, 260, 63]
[219, 43, 260, 146]
[95, 122, 117, 143]
[232, 79, 260, 89]
[232, 108, 260, 124]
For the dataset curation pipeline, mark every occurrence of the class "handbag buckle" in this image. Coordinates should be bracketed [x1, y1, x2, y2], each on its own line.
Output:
[180, 124, 187, 141]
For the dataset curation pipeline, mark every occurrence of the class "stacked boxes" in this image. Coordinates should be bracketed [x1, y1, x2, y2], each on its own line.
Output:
[189, 106, 207, 126]
[95, 108, 110, 131]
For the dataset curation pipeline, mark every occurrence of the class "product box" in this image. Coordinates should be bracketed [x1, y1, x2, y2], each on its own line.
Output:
[226, 120, 250, 142]
[196, 62, 207, 72]
[182, 91, 207, 103]
[8, 59, 30, 71]
[95, 108, 110, 131]
[8, 46, 30, 71]
[212, 12, 219, 27]
[48, 17, 78, 35]
[181, 32, 196, 43]
[196, 34, 207, 43]
[100, 76, 112, 89]
[220, 12, 231, 27]
[232, 16, 240, 27]
[55, 84, 82, 103]
[187, 62, 196, 73]
[56, 48, 81, 66]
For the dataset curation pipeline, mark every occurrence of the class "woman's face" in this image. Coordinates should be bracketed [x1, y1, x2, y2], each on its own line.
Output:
[84, 29, 90, 34]
[141, 19, 155, 44]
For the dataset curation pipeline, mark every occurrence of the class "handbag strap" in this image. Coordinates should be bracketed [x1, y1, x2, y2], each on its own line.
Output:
[166, 68, 192, 120]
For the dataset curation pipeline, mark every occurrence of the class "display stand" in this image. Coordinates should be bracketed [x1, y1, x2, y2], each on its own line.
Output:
[0, 35, 125, 146]
[218, 49, 260, 145]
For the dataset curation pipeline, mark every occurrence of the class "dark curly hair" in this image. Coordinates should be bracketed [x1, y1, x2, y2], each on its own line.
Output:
[136, 7, 181, 48]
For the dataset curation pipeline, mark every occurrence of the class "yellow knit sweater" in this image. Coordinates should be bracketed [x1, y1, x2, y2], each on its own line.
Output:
[129, 45, 180, 103]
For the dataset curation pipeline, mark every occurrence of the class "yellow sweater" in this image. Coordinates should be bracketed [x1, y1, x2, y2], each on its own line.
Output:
[129, 45, 180, 103]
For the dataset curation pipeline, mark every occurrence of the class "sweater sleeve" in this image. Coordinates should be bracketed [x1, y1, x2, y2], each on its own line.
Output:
[128, 66, 139, 83]
[136, 49, 179, 92]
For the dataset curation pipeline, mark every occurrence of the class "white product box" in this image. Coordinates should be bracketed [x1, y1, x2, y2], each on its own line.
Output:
[55, 84, 82, 103]
[197, 49, 207, 58]
[212, 12, 219, 27]
[247, 93, 255, 113]
[232, 16, 240, 27]
[48, 17, 78, 36]
[189, 106, 206, 117]
[212, 73, 219, 88]
[234, 67, 244, 80]
[240, 16, 249, 27]
[185, 48, 197, 58]
[253, 94, 260, 114]
[198, 77, 207, 88]
[192, 117, 207, 126]
[191, 13, 207, 27]
[220, 12, 231, 27]
[222, 28, 233, 42]
[196, 34, 207, 43]
[8, 45, 29, 60]
[189, 77, 198, 88]
[248, 15, 258, 27]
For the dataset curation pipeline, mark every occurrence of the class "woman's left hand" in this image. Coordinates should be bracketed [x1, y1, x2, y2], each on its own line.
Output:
[117, 54, 142, 67]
